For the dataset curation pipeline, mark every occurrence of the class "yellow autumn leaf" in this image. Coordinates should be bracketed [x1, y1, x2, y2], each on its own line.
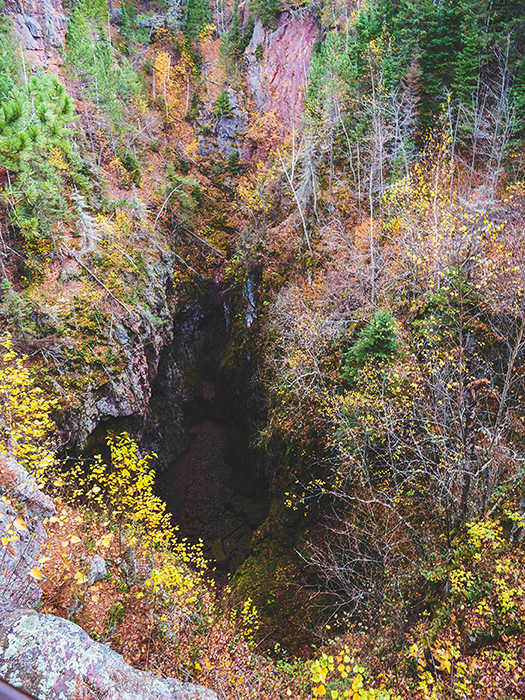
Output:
[70, 535, 81, 544]
[317, 685, 326, 697]
[29, 567, 43, 581]
[13, 517, 28, 532]
[74, 571, 88, 585]
[97, 534, 112, 548]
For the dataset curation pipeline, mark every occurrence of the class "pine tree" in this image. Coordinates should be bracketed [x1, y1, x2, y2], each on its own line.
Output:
[342, 311, 397, 384]
[0, 73, 81, 245]
[453, 32, 482, 106]
[65, 0, 141, 133]
[182, 0, 211, 39]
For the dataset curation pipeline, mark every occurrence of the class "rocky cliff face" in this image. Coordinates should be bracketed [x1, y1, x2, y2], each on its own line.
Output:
[1, 2, 318, 643]
[0, 454, 217, 700]
[197, 89, 249, 160]
[1, 0, 318, 471]
[5, 0, 66, 71]
[245, 11, 318, 127]
[64, 280, 229, 474]
[0, 454, 56, 609]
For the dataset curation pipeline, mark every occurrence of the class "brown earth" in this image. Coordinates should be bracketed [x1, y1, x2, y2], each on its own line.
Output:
[155, 419, 268, 578]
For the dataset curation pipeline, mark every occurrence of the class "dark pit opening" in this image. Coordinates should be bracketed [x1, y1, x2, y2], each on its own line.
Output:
[73, 282, 269, 580]
[155, 419, 268, 577]
[152, 283, 269, 579]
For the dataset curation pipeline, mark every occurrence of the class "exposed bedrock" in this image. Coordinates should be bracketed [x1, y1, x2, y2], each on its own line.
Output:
[0, 455, 217, 700]
[67, 281, 229, 473]
[245, 11, 318, 127]
[4, 0, 67, 72]
[0, 609, 218, 700]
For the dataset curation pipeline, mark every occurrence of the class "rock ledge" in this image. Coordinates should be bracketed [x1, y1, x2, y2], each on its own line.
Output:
[0, 609, 217, 700]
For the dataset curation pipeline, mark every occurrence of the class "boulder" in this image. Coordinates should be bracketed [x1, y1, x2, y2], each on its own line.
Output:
[0, 454, 56, 520]
[87, 554, 107, 586]
[0, 609, 218, 700]
[0, 498, 44, 608]
[0, 454, 55, 609]
[12, 14, 41, 51]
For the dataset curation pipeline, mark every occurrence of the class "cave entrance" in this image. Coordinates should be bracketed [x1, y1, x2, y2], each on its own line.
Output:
[152, 282, 269, 578]
[155, 420, 268, 576]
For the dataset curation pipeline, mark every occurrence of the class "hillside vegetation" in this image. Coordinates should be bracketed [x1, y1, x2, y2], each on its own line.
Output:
[1, 0, 525, 698]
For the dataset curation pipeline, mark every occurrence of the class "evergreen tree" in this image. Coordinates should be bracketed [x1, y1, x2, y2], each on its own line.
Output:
[342, 311, 398, 385]
[65, 0, 141, 133]
[453, 33, 482, 106]
[0, 73, 89, 247]
[307, 30, 354, 118]
[306, 0, 525, 143]
[182, 0, 211, 39]
[0, 74, 74, 172]
[249, 0, 280, 29]
[405, 0, 461, 130]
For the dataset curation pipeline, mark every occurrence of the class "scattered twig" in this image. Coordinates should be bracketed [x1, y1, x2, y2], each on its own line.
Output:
[61, 246, 135, 316]
[177, 222, 226, 258]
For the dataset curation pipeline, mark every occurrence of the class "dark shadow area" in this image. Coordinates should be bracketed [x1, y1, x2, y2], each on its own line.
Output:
[152, 282, 269, 578]
[155, 419, 268, 577]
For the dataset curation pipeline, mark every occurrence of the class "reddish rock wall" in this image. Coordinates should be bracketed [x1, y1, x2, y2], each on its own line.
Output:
[3, 0, 67, 72]
[245, 11, 317, 128]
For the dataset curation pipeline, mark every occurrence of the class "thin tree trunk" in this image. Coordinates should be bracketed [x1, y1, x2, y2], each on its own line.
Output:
[164, 55, 170, 122]
[277, 148, 313, 261]
[329, 101, 334, 202]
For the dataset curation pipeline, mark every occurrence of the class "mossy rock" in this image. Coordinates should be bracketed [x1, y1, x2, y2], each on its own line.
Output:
[232, 535, 314, 653]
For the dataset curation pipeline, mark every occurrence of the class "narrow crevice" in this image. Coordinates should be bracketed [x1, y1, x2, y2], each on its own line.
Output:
[151, 281, 269, 578]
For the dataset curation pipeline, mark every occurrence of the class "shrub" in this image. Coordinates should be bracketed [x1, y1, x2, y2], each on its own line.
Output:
[249, 0, 281, 28]
[0, 333, 57, 476]
[228, 150, 240, 172]
[214, 90, 234, 117]
[119, 149, 142, 187]
[163, 166, 203, 221]
[342, 310, 397, 383]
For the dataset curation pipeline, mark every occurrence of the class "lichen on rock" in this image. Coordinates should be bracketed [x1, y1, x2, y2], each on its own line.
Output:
[0, 454, 218, 700]
[0, 610, 218, 700]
